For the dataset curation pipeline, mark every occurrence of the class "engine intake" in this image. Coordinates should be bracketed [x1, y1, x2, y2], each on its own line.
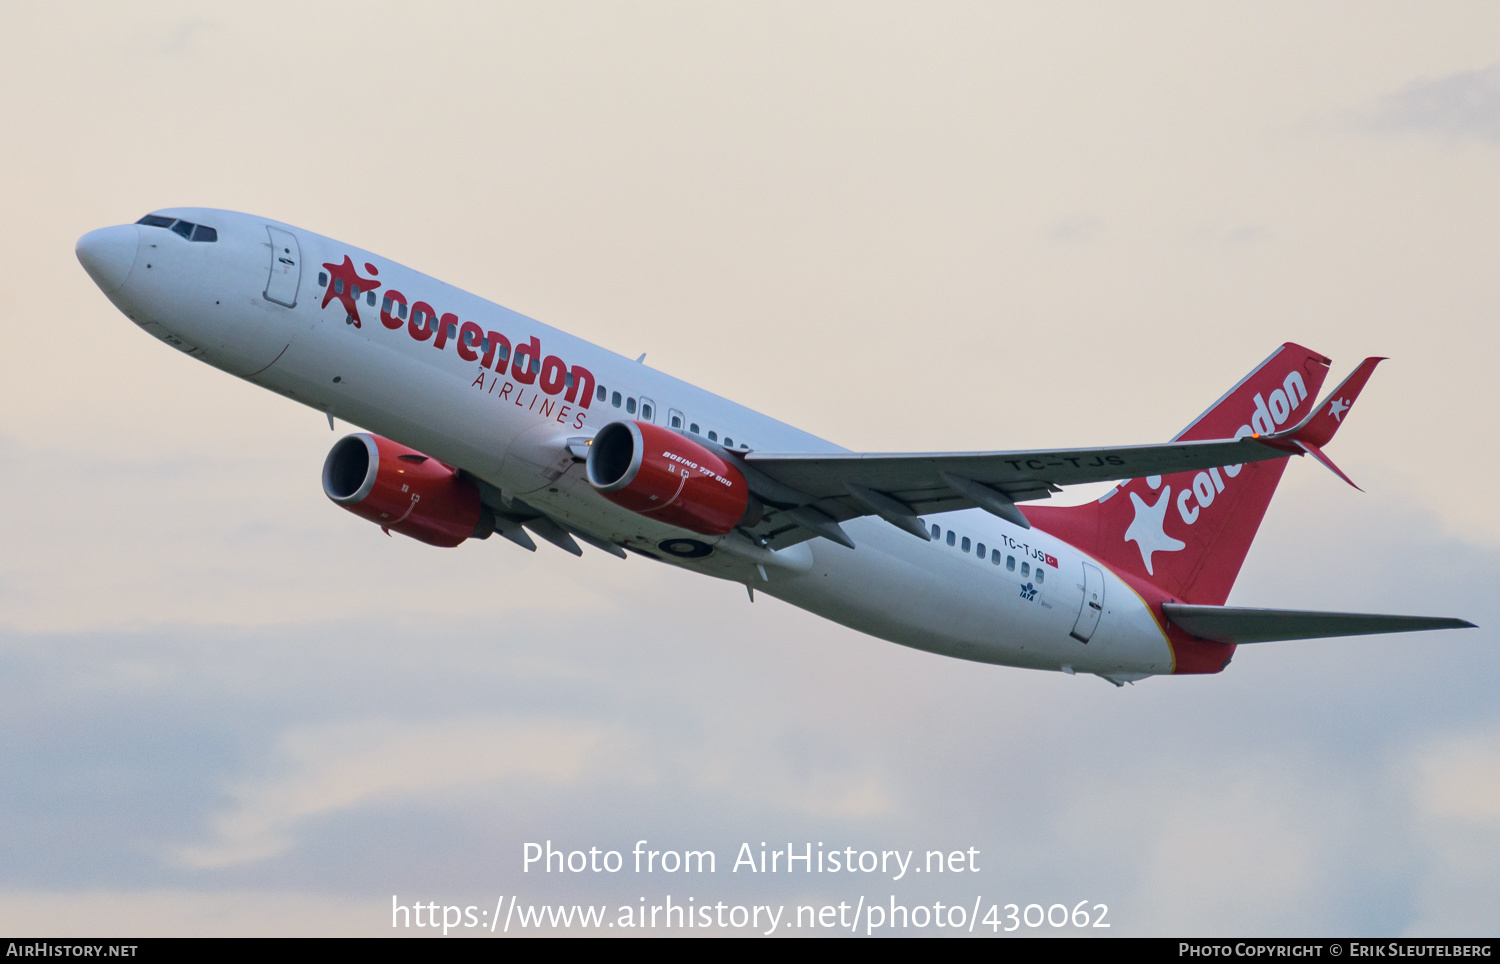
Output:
[586, 420, 755, 535]
[322, 433, 492, 547]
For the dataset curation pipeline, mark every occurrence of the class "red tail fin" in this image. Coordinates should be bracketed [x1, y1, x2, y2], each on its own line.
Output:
[1024, 343, 1333, 606]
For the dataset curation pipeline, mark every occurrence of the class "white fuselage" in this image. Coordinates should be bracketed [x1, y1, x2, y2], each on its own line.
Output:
[84, 208, 1176, 680]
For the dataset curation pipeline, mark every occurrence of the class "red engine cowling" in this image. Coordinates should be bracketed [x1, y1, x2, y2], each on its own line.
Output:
[586, 421, 754, 535]
[322, 433, 491, 547]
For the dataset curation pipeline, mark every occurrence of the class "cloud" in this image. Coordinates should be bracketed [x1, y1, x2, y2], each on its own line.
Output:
[175, 719, 637, 869]
[144, 19, 218, 58]
[1411, 728, 1500, 825]
[1398, 726, 1500, 935]
[1045, 216, 1102, 243]
[1364, 64, 1500, 143]
[1190, 223, 1269, 250]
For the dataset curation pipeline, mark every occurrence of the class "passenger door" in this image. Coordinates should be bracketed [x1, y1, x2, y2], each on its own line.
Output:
[263, 226, 301, 308]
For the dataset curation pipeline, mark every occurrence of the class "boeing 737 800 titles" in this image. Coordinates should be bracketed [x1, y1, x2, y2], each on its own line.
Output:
[75, 209, 1473, 684]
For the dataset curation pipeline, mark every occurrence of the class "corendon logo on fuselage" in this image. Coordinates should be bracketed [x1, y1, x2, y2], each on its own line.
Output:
[321, 254, 595, 431]
[321, 256, 381, 327]
[1123, 368, 1309, 574]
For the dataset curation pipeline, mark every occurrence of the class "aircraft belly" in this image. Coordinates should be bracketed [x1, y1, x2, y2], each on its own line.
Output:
[759, 519, 1171, 676]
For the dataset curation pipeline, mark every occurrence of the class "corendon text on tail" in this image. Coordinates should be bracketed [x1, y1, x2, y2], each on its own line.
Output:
[75, 208, 1474, 685]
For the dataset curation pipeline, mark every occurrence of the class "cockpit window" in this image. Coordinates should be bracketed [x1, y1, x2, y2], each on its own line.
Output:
[136, 214, 219, 242]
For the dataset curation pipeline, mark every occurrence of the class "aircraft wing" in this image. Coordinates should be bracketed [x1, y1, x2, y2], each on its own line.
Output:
[746, 435, 1291, 502]
[1161, 604, 1476, 644]
[726, 433, 1304, 549]
[723, 357, 1383, 550]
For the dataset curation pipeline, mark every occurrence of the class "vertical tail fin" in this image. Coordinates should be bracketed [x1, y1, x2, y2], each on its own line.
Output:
[1024, 343, 1335, 605]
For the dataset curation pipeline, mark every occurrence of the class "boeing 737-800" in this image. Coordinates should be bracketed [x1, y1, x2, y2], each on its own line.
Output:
[75, 209, 1473, 684]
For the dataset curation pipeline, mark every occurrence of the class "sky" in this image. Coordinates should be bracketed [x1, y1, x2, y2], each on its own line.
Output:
[2, 1, 1499, 936]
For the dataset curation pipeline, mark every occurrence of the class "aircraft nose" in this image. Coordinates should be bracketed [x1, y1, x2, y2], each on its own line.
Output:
[76, 224, 140, 294]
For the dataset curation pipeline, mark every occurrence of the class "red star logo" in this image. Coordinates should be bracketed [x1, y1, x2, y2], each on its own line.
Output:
[321, 256, 382, 328]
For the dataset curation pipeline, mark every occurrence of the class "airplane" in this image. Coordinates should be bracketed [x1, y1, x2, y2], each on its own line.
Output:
[75, 209, 1474, 685]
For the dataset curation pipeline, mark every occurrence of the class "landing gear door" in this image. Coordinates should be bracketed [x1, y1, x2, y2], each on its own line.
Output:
[1070, 561, 1105, 643]
[264, 226, 302, 308]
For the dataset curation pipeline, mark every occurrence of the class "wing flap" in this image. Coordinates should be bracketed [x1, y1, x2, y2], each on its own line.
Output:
[1162, 604, 1475, 644]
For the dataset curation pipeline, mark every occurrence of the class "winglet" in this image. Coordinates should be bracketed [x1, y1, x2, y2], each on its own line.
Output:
[1294, 440, 1362, 491]
[1259, 357, 1385, 489]
[1288, 356, 1386, 448]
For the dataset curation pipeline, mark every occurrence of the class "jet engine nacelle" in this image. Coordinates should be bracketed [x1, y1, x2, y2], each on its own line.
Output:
[586, 420, 756, 535]
[322, 433, 493, 547]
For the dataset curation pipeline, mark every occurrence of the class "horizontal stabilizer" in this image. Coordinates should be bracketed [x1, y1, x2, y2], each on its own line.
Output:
[1162, 604, 1475, 644]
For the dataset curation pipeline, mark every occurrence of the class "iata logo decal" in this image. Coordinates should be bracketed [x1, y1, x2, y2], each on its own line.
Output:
[319, 253, 596, 431]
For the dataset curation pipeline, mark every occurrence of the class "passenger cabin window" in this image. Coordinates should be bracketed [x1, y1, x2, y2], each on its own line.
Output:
[708, 431, 718, 442]
[1006, 556, 1015, 571]
[597, 386, 607, 402]
[366, 291, 376, 306]
[946, 531, 956, 547]
[670, 413, 682, 429]
[961, 537, 971, 552]
[1035, 569, 1045, 584]
[690, 423, 700, 434]
[977, 542, 985, 557]
[1021, 562, 1030, 577]
[319, 272, 329, 287]
[642, 403, 654, 421]
[723, 437, 732, 447]
[611, 391, 622, 408]
[626, 398, 636, 414]
[991, 549, 1001, 565]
